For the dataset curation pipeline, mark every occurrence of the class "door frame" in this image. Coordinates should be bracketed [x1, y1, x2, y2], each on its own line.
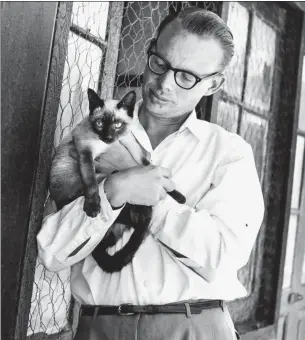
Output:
[279, 37, 305, 338]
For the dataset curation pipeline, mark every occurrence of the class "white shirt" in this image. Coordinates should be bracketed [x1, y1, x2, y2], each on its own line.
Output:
[37, 101, 264, 306]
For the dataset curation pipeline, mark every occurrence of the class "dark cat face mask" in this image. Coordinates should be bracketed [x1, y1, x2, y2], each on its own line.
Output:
[87, 89, 136, 144]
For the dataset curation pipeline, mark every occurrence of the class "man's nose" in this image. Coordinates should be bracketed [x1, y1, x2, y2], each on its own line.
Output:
[157, 70, 176, 92]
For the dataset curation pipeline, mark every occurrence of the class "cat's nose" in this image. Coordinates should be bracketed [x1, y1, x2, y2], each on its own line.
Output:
[104, 137, 113, 143]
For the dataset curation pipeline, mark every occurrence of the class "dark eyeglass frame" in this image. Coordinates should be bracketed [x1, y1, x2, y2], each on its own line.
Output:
[147, 38, 222, 90]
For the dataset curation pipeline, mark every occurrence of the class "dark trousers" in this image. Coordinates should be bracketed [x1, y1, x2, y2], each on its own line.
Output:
[74, 304, 238, 340]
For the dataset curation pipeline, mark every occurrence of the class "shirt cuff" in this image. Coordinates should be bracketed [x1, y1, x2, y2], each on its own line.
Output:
[98, 178, 126, 222]
[53, 180, 125, 263]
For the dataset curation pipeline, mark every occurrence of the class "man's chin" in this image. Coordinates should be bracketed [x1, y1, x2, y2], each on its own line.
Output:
[143, 100, 169, 117]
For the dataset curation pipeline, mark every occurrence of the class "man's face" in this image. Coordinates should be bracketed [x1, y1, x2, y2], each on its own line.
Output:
[142, 20, 225, 119]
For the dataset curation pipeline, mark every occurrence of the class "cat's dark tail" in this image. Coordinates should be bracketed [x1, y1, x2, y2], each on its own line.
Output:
[91, 205, 152, 273]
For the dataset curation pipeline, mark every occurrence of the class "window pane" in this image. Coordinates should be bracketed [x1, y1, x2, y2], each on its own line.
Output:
[223, 3, 249, 99]
[283, 215, 298, 289]
[71, 2, 109, 39]
[291, 136, 305, 209]
[240, 111, 268, 181]
[216, 101, 239, 133]
[244, 15, 276, 113]
[54, 32, 103, 148]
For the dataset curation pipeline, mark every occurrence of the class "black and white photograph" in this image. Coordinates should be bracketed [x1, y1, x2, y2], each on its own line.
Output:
[2, 1, 305, 340]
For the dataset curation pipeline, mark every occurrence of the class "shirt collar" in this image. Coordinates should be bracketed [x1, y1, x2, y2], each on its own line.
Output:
[177, 109, 203, 140]
[133, 100, 204, 141]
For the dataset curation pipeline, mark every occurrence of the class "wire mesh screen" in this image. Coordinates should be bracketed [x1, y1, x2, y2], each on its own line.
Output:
[53, 2, 110, 151]
[27, 0, 285, 337]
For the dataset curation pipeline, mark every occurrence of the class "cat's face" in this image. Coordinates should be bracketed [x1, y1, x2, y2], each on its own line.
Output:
[87, 89, 136, 144]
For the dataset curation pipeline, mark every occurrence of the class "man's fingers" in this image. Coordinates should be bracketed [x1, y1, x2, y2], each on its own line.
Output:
[160, 188, 167, 200]
[161, 178, 176, 193]
[158, 166, 172, 178]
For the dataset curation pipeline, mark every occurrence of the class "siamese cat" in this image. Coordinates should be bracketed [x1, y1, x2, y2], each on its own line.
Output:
[49, 88, 185, 272]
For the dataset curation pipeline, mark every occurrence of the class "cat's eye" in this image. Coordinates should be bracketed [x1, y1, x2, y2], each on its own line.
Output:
[114, 121, 123, 129]
[96, 119, 103, 127]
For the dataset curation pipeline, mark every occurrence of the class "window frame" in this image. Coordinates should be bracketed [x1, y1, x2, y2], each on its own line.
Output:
[209, 2, 305, 337]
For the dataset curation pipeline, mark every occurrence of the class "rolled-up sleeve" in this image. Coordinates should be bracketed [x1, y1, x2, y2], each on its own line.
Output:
[150, 139, 265, 282]
[37, 180, 124, 272]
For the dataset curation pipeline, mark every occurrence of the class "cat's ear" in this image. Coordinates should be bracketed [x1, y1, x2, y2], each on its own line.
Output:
[87, 88, 104, 114]
[117, 91, 136, 118]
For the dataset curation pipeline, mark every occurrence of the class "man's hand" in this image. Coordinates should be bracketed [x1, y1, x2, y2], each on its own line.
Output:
[104, 165, 176, 207]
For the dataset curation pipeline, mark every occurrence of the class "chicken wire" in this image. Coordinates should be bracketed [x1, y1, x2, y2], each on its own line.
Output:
[27, 1, 279, 338]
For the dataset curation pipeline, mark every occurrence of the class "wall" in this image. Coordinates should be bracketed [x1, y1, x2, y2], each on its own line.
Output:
[1, 2, 58, 339]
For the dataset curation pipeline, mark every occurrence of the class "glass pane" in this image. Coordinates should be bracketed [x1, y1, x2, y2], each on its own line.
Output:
[301, 253, 305, 283]
[71, 2, 109, 39]
[216, 101, 239, 133]
[291, 135, 305, 209]
[223, 3, 249, 99]
[53, 32, 104, 148]
[240, 111, 268, 181]
[244, 15, 276, 113]
[283, 215, 298, 289]
[299, 56, 305, 133]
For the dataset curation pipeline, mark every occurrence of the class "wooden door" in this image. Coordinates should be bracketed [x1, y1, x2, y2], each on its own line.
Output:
[279, 53, 305, 340]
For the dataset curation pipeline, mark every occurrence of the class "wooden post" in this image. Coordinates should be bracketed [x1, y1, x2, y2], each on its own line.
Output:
[99, 2, 125, 99]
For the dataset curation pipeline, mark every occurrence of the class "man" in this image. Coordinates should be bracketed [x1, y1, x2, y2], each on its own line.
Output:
[38, 7, 264, 340]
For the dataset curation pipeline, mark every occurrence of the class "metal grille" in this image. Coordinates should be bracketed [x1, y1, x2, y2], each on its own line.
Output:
[27, 2, 220, 338]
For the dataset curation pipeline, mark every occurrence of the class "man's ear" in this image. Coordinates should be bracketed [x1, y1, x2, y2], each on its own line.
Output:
[206, 75, 225, 96]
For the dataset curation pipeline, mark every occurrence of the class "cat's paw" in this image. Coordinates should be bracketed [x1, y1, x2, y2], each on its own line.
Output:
[84, 193, 101, 217]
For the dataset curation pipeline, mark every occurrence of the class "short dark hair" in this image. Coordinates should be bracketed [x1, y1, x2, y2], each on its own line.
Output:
[156, 7, 234, 69]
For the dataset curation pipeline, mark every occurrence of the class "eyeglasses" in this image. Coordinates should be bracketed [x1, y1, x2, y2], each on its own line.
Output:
[147, 39, 222, 90]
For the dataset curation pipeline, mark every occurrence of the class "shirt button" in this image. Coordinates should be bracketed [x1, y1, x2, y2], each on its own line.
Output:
[144, 280, 149, 287]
